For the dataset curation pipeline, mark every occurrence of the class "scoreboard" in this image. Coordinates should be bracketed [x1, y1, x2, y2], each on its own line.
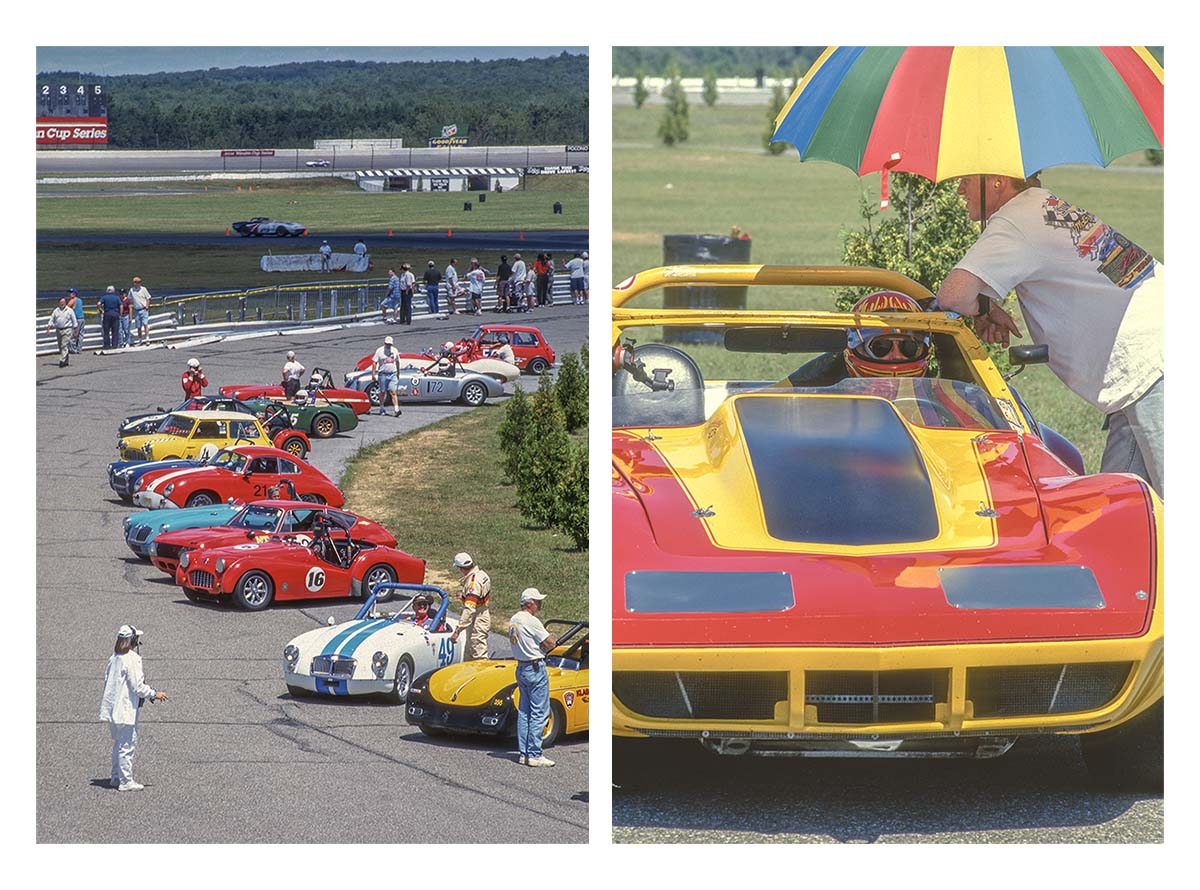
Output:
[36, 82, 108, 146]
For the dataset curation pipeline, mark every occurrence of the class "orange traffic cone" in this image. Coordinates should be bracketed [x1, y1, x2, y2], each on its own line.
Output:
[519, 231, 525, 241]
[447, 228, 453, 238]
[388, 229, 393, 237]
[225, 227, 231, 236]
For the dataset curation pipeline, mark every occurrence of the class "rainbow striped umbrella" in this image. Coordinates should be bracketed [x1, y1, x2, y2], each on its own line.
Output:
[771, 46, 1163, 183]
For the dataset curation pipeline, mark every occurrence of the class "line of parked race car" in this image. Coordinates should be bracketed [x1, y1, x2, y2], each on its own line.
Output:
[107, 324, 588, 746]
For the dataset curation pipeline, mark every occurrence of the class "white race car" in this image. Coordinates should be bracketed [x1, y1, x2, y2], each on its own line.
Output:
[305, 159, 332, 168]
[282, 584, 465, 702]
[231, 217, 306, 237]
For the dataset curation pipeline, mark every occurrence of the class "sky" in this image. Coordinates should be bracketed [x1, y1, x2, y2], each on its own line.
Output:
[36, 46, 588, 77]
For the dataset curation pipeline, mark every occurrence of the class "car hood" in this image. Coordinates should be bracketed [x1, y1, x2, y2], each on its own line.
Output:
[129, 504, 239, 531]
[288, 617, 429, 657]
[613, 393, 1160, 646]
[143, 466, 234, 493]
[425, 661, 519, 707]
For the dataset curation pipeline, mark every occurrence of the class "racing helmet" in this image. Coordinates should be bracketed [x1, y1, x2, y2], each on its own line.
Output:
[412, 595, 430, 611]
[844, 291, 931, 378]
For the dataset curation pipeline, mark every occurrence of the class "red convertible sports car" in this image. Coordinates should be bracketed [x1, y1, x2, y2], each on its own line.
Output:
[221, 369, 372, 416]
[148, 500, 397, 575]
[176, 520, 425, 610]
[132, 446, 344, 509]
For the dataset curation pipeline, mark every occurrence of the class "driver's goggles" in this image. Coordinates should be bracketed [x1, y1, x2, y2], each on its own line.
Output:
[861, 334, 930, 361]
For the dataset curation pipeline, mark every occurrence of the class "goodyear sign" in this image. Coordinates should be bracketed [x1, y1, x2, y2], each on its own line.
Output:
[428, 136, 470, 148]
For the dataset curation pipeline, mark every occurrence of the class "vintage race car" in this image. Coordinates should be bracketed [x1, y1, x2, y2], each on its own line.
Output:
[148, 500, 396, 575]
[123, 501, 241, 560]
[343, 354, 504, 407]
[467, 324, 556, 375]
[118, 397, 312, 459]
[406, 619, 589, 745]
[221, 369, 372, 417]
[231, 217, 306, 237]
[611, 265, 1164, 790]
[305, 159, 331, 168]
[349, 346, 520, 387]
[118, 410, 310, 462]
[282, 584, 465, 700]
[177, 524, 424, 610]
[132, 445, 343, 509]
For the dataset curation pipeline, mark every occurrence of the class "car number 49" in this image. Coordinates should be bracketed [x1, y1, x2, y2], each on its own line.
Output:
[437, 637, 455, 666]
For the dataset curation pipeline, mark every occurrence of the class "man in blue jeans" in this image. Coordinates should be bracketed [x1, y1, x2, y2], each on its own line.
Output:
[508, 588, 557, 767]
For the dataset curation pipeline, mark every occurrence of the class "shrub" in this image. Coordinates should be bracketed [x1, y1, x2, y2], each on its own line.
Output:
[555, 351, 588, 433]
[515, 373, 572, 526]
[551, 440, 589, 549]
[496, 383, 532, 484]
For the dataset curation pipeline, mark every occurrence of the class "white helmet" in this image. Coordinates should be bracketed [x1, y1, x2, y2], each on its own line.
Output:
[452, 552, 473, 569]
[443, 341, 455, 350]
[187, 358, 200, 368]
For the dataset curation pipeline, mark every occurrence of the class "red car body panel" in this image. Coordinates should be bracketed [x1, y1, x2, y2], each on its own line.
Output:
[148, 500, 396, 574]
[220, 384, 371, 416]
[612, 429, 1156, 650]
[352, 325, 555, 373]
[139, 446, 344, 509]
[177, 538, 425, 605]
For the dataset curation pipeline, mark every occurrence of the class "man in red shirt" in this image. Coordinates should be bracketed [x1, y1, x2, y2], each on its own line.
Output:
[181, 357, 208, 398]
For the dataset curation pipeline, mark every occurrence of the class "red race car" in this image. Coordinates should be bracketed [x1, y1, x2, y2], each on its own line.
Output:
[132, 446, 344, 509]
[221, 368, 372, 416]
[351, 325, 555, 376]
[148, 500, 396, 575]
[176, 522, 425, 611]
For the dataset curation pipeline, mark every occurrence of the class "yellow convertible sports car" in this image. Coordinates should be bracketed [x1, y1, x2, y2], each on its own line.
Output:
[119, 410, 294, 461]
[405, 620, 589, 746]
[612, 265, 1163, 789]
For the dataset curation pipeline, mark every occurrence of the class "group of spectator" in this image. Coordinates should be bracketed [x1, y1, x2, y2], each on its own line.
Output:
[379, 251, 589, 322]
[46, 277, 153, 367]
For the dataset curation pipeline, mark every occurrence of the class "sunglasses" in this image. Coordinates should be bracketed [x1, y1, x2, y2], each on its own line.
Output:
[864, 335, 928, 361]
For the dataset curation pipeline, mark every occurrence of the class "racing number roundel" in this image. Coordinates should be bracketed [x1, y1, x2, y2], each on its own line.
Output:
[305, 566, 326, 593]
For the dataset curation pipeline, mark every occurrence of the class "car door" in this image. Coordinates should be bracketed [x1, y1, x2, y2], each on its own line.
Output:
[275, 543, 354, 602]
[186, 419, 228, 457]
[241, 455, 285, 500]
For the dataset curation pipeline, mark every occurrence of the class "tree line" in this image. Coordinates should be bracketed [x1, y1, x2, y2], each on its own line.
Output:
[40, 54, 589, 149]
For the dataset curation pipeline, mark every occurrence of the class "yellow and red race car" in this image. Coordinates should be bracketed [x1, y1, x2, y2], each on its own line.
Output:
[405, 619, 589, 746]
[611, 265, 1162, 789]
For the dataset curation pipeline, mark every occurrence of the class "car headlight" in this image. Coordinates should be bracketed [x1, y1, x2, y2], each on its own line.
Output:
[164, 483, 174, 496]
[122, 517, 131, 531]
[149, 542, 157, 557]
[283, 645, 299, 671]
[142, 444, 153, 456]
[180, 552, 190, 569]
[372, 651, 389, 678]
[135, 478, 145, 492]
[159, 523, 171, 532]
[215, 558, 226, 574]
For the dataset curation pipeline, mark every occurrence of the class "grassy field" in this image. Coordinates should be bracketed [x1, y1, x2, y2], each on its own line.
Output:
[338, 404, 588, 632]
[36, 174, 588, 294]
[613, 102, 1164, 473]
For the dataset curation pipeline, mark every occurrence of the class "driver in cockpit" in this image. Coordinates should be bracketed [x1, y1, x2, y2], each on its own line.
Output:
[410, 595, 434, 629]
[784, 291, 933, 387]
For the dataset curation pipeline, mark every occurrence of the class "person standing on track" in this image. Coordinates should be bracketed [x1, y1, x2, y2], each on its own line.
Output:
[445, 258, 462, 315]
[399, 263, 416, 325]
[181, 357, 207, 398]
[466, 258, 487, 316]
[423, 260, 442, 316]
[382, 267, 401, 324]
[319, 240, 333, 272]
[47, 297, 76, 367]
[371, 334, 403, 417]
[581, 251, 589, 303]
[100, 625, 168, 791]
[282, 350, 305, 399]
[450, 552, 491, 661]
[496, 254, 513, 312]
[509, 253, 527, 314]
[98, 285, 122, 350]
[509, 588, 557, 767]
[567, 252, 585, 304]
[118, 288, 133, 348]
[68, 288, 85, 354]
[128, 276, 153, 346]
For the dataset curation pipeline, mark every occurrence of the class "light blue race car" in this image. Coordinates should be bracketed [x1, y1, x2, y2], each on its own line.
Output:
[123, 502, 240, 560]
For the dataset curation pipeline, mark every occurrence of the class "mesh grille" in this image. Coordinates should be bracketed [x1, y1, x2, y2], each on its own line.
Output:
[311, 656, 356, 678]
[155, 542, 182, 562]
[613, 671, 787, 720]
[189, 570, 216, 590]
[129, 526, 152, 544]
[967, 663, 1133, 718]
[805, 670, 948, 724]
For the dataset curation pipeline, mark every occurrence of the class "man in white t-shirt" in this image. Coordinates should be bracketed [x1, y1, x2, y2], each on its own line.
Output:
[129, 277, 152, 345]
[371, 335, 403, 417]
[936, 174, 1164, 495]
[281, 350, 305, 399]
[444, 259, 462, 315]
[509, 253, 527, 312]
[508, 588, 557, 767]
[566, 252, 585, 304]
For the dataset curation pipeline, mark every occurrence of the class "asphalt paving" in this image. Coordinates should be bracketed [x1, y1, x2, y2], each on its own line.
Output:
[36, 304, 590, 843]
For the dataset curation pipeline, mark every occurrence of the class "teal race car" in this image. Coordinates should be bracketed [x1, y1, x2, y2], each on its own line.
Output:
[123, 501, 240, 560]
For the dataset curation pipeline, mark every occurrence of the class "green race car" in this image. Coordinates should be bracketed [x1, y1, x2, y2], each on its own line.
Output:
[246, 397, 358, 440]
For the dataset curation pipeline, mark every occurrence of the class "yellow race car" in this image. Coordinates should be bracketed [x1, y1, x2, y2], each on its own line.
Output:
[118, 410, 298, 461]
[405, 620, 589, 746]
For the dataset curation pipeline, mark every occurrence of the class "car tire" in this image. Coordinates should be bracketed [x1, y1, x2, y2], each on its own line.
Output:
[234, 570, 275, 611]
[286, 684, 315, 699]
[541, 701, 566, 748]
[364, 564, 397, 600]
[298, 493, 326, 504]
[163, 455, 181, 461]
[276, 229, 288, 237]
[387, 655, 415, 704]
[527, 358, 549, 375]
[364, 382, 381, 407]
[459, 381, 487, 407]
[312, 413, 338, 438]
[182, 587, 204, 603]
[417, 723, 445, 738]
[185, 491, 218, 508]
[1081, 699, 1164, 792]
[280, 435, 308, 459]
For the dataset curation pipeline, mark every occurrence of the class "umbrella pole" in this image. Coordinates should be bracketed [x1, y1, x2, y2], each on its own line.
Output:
[980, 178, 987, 231]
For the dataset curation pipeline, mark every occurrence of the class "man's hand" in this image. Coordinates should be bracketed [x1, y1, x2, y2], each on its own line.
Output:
[975, 303, 1022, 347]
[155, 691, 168, 702]
[450, 630, 459, 643]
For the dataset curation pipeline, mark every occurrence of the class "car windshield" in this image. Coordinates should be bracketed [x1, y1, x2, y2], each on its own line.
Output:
[178, 398, 207, 411]
[155, 414, 195, 437]
[612, 323, 1013, 432]
[469, 326, 485, 341]
[229, 504, 283, 531]
[210, 451, 249, 473]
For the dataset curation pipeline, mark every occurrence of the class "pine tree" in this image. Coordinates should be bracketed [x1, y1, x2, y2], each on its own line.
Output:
[496, 383, 532, 484]
[633, 70, 649, 110]
[551, 440, 589, 550]
[702, 69, 719, 108]
[658, 64, 690, 147]
[516, 373, 571, 526]
[554, 351, 588, 433]
[764, 82, 788, 154]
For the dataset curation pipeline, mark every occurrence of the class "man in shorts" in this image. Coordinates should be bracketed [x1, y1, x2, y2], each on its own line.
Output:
[382, 268, 400, 324]
[129, 277, 153, 345]
[371, 334, 403, 417]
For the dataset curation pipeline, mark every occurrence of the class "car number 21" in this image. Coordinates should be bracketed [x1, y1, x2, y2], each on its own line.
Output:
[437, 636, 455, 666]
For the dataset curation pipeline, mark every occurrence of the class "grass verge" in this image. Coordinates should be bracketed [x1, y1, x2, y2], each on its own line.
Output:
[339, 404, 588, 632]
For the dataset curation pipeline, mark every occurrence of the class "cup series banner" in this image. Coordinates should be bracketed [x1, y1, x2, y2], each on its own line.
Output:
[37, 118, 109, 145]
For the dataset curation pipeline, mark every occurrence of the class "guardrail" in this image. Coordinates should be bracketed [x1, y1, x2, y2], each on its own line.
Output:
[35, 276, 584, 355]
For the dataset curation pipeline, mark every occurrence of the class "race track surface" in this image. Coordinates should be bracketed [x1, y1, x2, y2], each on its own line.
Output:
[36, 305, 590, 843]
[37, 230, 590, 252]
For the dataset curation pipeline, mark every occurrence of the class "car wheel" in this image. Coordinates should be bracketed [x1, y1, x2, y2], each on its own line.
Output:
[286, 684, 315, 699]
[541, 701, 566, 747]
[298, 493, 325, 504]
[365, 382, 381, 407]
[527, 357, 549, 375]
[234, 570, 275, 611]
[182, 587, 203, 602]
[163, 454, 181, 460]
[280, 436, 308, 459]
[1081, 699, 1163, 792]
[459, 381, 487, 407]
[417, 723, 445, 738]
[387, 655, 415, 703]
[364, 564, 397, 600]
[185, 491, 218, 508]
[312, 413, 338, 438]
[276, 229, 288, 237]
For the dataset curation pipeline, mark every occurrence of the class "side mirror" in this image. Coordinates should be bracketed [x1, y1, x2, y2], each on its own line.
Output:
[1009, 344, 1049, 365]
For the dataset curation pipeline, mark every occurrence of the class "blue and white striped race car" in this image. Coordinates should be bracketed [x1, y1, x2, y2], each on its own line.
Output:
[281, 584, 465, 702]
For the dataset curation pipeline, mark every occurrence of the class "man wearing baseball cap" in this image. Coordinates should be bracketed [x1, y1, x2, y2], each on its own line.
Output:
[68, 287, 85, 354]
[281, 350, 305, 399]
[129, 276, 152, 345]
[451, 552, 491, 661]
[371, 334, 402, 417]
[100, 625, 168, 791]
[509, 588, 557, 766]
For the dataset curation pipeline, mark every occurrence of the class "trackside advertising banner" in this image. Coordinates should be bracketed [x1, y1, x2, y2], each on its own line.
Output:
[37, 117, 108, 145]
